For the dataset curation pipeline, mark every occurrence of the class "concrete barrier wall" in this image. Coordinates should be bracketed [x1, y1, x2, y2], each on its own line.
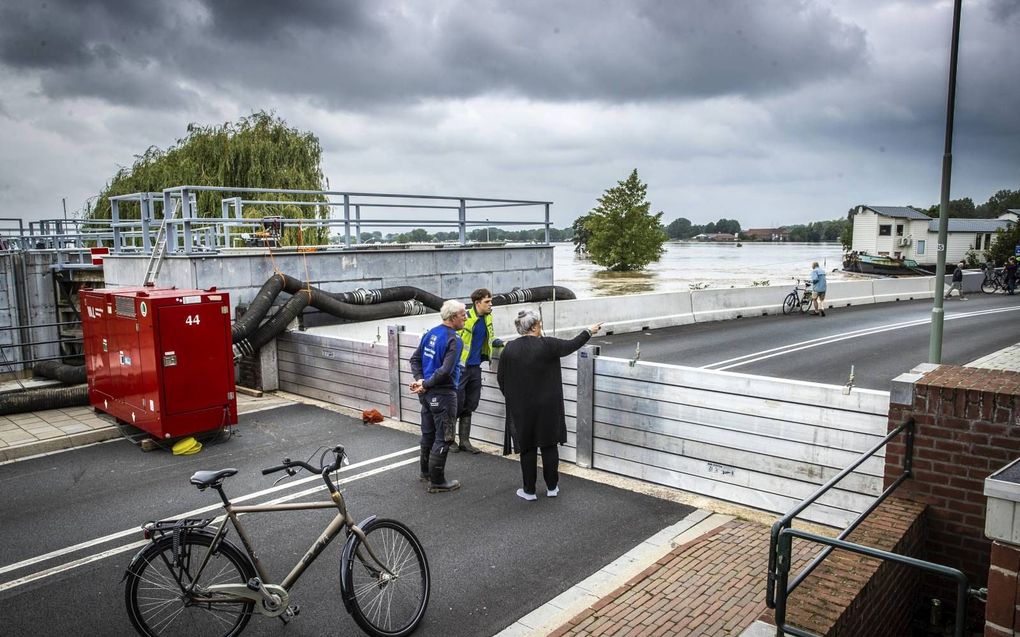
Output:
[691, 287, 779, 322]
[871, 277, 932, 304]
[101, 245, 555, 310]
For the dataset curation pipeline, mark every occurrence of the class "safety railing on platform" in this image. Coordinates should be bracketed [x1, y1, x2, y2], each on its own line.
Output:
[766, 418, 975, 637]
[105, 186, 554, 256]
[1, 187, 555, 257]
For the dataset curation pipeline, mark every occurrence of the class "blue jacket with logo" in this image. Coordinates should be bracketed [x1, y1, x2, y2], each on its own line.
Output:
[410, 324, 463, 391]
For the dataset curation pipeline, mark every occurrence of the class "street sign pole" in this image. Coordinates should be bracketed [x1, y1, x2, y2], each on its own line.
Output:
[929, 0, 963, 365]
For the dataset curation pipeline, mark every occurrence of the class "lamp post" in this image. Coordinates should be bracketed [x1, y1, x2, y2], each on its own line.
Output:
[486, 219, 490, 243]
[928, 0, 963, 364]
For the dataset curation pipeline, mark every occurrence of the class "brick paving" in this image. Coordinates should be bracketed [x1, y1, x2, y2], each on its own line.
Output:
[550, 520, 814, 637]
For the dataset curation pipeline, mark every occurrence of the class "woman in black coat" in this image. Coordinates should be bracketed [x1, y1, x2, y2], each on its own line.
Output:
[497, 309, 602, 501]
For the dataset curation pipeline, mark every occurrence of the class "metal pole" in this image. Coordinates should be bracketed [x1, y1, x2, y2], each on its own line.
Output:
[928, 0, 962, 364]
[458, 199, 467, 245]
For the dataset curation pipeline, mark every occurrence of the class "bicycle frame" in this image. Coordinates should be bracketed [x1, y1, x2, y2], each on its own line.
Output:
[181, 488, 389, 613]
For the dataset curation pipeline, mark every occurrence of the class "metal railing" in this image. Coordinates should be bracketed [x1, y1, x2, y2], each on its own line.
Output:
[103, 186, 554, 256]
[1, 187, 555, 258]
[766, 418, 973, 637]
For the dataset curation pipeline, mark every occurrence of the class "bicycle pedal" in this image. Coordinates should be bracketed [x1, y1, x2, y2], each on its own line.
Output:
[278, 605, 300, 624]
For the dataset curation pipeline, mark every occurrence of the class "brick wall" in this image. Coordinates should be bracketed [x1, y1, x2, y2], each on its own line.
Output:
[986, 542, 1020, 636]
[885, 365, 1020, 613]
[761, 497, 926, 636]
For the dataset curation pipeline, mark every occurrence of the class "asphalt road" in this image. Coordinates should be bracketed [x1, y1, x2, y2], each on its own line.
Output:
[591, 294, 1020, 390]
[0, 403, 693, 637]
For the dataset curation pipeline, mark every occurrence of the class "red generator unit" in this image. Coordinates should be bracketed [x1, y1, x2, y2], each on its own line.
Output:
[81, 286, 238, 440]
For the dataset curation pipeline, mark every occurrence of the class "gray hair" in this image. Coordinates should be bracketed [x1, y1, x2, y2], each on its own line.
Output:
[514, 309, 541, 335]
[440, 300, 466, 321]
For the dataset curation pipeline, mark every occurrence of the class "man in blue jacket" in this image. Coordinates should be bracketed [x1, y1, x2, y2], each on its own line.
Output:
[410, 300, 467, 493]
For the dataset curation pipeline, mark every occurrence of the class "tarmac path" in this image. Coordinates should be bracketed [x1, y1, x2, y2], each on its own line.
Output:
[0, 402, 693, 636]
[591, 294, 1020, 389]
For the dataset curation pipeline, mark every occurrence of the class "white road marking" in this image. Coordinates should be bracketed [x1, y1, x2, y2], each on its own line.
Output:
[0, 456, 417, 592]
[704, 306, 1020, 371]
[0, 447, 417, 580]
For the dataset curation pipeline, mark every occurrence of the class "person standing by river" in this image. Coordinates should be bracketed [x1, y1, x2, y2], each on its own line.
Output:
[810, 261, 827, 316]
[497, 309, 602, 501]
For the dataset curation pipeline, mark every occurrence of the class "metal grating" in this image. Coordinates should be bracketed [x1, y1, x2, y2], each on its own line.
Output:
[115, 296, 136, 318]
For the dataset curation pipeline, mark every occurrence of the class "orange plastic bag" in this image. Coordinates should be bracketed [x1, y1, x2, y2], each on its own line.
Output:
[361, 409, 384, 424]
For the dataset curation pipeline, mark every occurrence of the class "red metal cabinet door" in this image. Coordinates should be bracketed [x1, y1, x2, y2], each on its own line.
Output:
[157, 303, 232, 416]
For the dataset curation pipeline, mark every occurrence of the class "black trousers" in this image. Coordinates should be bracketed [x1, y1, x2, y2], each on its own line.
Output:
[520, 445, 559, 494]
[457, 365, 483, 417]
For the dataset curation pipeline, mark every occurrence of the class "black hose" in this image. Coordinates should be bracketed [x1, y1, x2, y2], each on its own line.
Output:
[33, 360, 87, 385]
[231, 272, 285, 342]
[233, 291, 311, 359]
[328, 286, 444, 311]
[492, 286, 576, 305]
[0, 384, 88, 416]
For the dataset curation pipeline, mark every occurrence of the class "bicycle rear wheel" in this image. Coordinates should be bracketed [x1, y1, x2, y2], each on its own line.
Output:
[782, 292, 798, 315]
[343, 518, 430, 637]
[981, 278, 1000, 294]
[125, 533, 255, 637]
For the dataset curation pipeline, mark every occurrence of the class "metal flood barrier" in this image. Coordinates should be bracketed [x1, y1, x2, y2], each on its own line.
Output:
[765, 419, 976, 637]
[277, 328, 891, 527]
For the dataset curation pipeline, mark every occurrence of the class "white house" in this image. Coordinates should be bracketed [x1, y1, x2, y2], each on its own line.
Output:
[850, 205, 1013, 266]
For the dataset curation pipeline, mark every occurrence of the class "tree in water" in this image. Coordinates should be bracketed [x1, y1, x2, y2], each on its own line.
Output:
[581, 169, 667, 271]
[87, 111, 329, 245]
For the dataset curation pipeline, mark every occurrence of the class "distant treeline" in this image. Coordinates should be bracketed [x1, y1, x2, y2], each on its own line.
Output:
[345, 227, 574, 244]
[663, 217, 848, 242]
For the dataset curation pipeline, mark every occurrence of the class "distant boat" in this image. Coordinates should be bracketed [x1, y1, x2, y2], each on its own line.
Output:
[843, 252, 932, 276]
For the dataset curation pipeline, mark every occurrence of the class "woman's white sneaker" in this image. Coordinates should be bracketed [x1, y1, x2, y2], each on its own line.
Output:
[516, 488, 537, 501]
[547, 486, 559, 497]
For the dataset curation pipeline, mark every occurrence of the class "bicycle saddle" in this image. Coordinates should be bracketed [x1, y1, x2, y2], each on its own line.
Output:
[190, 468, 238, 489]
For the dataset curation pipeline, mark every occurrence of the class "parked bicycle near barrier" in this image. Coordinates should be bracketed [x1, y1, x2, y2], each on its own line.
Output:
[982, 268, 1006, 294]
[782, 279, 813, 315]
[123, 444, 430, 637]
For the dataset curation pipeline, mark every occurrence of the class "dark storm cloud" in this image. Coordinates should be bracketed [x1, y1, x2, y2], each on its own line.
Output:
[0, 0, 867, 107]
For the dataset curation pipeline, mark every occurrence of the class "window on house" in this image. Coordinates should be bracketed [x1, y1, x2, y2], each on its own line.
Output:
[916, 240, 925, 255]
[976, 234, 983, 250]
[896, 224, 904, 236]
[879, 225, 892, 236]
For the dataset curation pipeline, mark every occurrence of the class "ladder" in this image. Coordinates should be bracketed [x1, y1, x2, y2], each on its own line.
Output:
[142, 199, 181, 286]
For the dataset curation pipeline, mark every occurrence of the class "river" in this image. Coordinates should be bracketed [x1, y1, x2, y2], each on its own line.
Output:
[553, 241, 851, 298]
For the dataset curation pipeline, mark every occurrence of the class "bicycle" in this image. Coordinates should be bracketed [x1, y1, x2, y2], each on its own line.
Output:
[123, 445, 430, 637]
[981, 269, 1005, 294]
[782, 280, 813, 315]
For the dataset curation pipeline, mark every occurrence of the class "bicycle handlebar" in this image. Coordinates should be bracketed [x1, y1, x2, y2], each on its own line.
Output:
[261, 445, 347, 484]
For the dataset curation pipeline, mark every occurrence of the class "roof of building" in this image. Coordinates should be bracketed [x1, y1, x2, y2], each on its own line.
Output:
[927, 218, 1013, 233]
[863, 206, 932, 220]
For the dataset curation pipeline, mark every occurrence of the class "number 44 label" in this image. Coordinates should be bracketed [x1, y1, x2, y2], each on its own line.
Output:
[185, 314, 201, 326]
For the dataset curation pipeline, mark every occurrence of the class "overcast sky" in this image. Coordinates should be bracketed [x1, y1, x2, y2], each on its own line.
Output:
[0, 0, 1017, 230]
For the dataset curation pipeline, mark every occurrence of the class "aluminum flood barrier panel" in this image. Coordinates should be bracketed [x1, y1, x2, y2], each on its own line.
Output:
[279, 328, 890, 526]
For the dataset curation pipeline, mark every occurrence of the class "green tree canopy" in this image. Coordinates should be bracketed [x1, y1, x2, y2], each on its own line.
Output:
[88, 111, 329, 245]
[988, 223, 1020, 266]
[581, 169, 667, 271]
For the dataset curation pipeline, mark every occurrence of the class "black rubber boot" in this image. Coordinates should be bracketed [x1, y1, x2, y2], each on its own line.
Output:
[427, 449, 461, 493]
[418, 445, 430, 482]
[458, 415, 480, 454]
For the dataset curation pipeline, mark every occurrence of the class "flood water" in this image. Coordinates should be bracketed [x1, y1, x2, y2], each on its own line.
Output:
[553, 241, 851, 298]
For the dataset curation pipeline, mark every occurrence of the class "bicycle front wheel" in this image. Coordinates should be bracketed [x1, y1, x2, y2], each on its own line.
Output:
[981, 278, 999, 294]
[125, 533, 255, 637]
[343, 518, 430, 637]
[782, 292, 798, 315]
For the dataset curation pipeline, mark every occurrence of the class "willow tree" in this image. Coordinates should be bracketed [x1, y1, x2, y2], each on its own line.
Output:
[88, 111, 329, 245]
[581, 169, 667, 271]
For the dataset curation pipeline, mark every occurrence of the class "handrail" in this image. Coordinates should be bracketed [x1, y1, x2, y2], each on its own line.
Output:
[764, 417, 975, 637]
